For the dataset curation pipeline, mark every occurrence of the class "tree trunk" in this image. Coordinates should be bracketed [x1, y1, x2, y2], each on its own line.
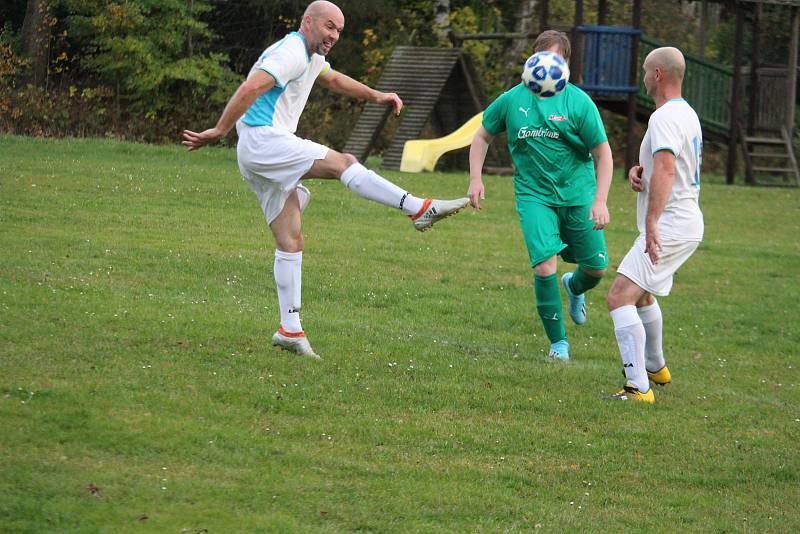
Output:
[433, 0, 450, 45]
[503, 0, 538, 87]
[20, 0, 52, 87]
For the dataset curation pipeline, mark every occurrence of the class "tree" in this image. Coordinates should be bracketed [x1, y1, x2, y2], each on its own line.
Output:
[433, 0, 451, 45]
[503, 0, 538, 87]
[20, 0, 52, 86]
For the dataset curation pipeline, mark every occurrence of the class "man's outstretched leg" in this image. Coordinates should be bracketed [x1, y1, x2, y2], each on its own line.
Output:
[269, 191, 320, 360]
[304, 151, 469, 231]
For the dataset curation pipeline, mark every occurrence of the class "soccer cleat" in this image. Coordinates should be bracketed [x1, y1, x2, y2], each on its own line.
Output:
[647, 366, 672, 386]
[548, 339, 570, 361]
[606, 384, 655, 403]
[411, 197, 469, 232]
[561, 272, 587, 325]
[271, 327, 320, 360]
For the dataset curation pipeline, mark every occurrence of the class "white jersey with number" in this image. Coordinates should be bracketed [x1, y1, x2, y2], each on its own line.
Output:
[637, 98, 704, 241]
[241, 32, 331, 133]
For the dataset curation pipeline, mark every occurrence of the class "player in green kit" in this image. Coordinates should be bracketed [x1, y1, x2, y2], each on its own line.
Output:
[467, 31, 613, 360]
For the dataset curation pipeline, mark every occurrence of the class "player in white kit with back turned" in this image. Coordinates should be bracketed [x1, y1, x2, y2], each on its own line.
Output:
[605, 47, 704, 403]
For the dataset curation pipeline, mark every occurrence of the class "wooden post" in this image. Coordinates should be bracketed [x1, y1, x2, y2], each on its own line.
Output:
[698, 0, 709, 58]
[727, 2, 745, 185]
[572, 0, 584, 85]
[747, 2, 761, 135]
[540, 0, 549, 31]
[787, 6, 799, 137]
[598, 0, 608, 26]
[625, 0, 642, 174]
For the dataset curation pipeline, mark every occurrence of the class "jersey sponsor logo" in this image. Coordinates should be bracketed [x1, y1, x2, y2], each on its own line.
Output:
[549, 114, 568, 121]
[519, 107, 530, 117]
[517, 126, 560, 140]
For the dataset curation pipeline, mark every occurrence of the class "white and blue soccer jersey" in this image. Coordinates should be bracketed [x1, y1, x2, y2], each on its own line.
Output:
[637, 98, 704, 241]
[241, 32, 331, 133]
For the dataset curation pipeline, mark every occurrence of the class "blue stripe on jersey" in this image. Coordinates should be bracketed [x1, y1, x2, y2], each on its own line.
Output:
[242, 82, 285, 127]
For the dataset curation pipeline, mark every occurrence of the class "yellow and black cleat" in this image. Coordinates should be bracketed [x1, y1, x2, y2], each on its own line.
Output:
[647, 366, 672, 386]
[606, 384, 655, 404]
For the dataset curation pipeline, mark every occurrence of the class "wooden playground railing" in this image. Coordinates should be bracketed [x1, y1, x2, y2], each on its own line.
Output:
[577, 27, 734, 137]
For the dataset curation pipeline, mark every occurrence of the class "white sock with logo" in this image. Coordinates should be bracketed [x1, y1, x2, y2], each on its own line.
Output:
[637, 300, 666, 372]
[611, 305, 648, 392]
[274, 249, 303, 333]
[340, 163, 424, 216]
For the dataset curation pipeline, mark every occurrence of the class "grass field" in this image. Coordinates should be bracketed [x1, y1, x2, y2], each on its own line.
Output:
[1, 134, 798, 532]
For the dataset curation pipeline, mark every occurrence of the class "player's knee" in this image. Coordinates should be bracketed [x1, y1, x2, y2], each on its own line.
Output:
[277, 232, 304, 253]
[637, 293, 655, 308]
[342, 152, 358, 168]
[532, 257, 557, 277]
[330, 151, 359, 179]
[582, 267, 606, 278]
[606, 291, 618, 311]
[606, 284, 624, 311]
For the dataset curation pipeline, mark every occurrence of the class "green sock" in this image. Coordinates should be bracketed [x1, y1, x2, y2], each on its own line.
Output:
[534, 273, 566, 343]
[569, 267, 603, 295]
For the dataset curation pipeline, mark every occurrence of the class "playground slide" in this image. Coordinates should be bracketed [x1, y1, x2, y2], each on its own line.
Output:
[400, 112, 484, 173]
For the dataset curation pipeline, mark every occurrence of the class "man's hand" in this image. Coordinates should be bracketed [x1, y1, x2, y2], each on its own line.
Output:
[375, 91, 402, 116]
[629, 164, 644, 192]
[468, 178, 485, 210]
[645, 223, 662, 264]
[589, 200, 610, 230]
[182, 127, 225, 151]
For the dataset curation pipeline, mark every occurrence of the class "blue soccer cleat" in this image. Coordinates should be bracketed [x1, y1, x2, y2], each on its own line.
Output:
[548, 339, 570, 361]
[561, 272, 587, 325]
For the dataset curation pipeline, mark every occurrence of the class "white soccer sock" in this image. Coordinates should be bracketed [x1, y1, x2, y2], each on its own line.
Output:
[611, 305, 649, 392]
[274, 249, 303, 333]
[340, 162, 424, 215]
[637, 301, 666, 372]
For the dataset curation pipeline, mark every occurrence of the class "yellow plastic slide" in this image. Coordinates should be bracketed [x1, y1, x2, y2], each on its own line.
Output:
[400, 112, 484, 173]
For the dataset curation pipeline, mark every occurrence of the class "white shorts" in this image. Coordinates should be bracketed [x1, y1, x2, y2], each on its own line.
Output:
[617, 234, 700, 296]
[236, 123, 329, 224]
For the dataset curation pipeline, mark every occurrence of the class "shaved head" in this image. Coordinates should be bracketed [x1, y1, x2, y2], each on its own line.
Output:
[645, 47, 685, 82]
[303, 1, 343, 21]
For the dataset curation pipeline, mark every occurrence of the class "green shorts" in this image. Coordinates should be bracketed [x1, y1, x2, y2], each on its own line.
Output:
[516, 196, 609, 270]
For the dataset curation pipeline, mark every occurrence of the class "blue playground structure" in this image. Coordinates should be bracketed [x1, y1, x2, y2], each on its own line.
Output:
[347, 1, 800, 186]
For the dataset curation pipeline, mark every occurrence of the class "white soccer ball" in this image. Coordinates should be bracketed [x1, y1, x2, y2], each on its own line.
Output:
[521, 51, 570, 98]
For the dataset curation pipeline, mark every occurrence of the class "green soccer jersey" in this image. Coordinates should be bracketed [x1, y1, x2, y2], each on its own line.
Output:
[482, 83, 607, 206]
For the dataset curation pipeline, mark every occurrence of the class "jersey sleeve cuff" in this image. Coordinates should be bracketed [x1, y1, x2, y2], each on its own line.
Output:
[652, 146, 677, 156]
[257, 66, 285, 89]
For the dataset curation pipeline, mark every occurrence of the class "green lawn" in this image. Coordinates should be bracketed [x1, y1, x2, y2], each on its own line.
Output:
[1, 135, 798, 532]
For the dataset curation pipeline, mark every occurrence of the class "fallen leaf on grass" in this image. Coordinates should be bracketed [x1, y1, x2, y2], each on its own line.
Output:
[87, 483, 102, 497]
